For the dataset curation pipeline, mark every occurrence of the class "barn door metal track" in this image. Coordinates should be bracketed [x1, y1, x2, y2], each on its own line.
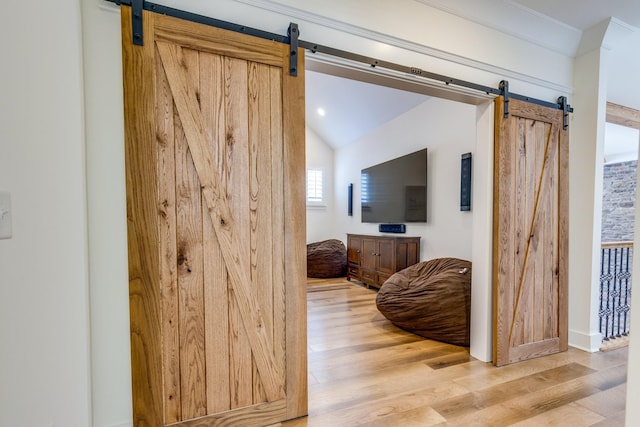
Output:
[109, 0, 574, 128]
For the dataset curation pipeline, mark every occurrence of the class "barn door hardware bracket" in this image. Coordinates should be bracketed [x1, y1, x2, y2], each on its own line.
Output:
[132, 0, 144, 45]
[500, 80, 510, 118]
[108, 0, 575, 121]
[558, 96, 573, 130]
[288, 23, 299, 76]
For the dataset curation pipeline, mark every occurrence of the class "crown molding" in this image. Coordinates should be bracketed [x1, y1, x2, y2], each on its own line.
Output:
[602, 17, 638, 50]
[577, 17, 638, 55]
[414, 0, 581, 57]
[234, 0, 572, 95]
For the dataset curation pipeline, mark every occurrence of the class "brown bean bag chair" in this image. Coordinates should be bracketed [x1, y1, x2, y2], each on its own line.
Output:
[307, 239, 347, 278]
[376, 257, 471, 346]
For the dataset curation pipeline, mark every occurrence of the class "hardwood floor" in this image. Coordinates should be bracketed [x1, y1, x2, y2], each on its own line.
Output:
[274, 277, 627, 426]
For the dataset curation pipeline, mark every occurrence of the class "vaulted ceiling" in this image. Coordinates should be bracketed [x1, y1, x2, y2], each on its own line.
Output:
[305, 0, 640, 158]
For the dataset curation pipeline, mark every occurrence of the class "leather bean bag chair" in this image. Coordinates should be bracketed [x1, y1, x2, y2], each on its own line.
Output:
[307, 239, 347, 278]
[376, 257, 472, 346]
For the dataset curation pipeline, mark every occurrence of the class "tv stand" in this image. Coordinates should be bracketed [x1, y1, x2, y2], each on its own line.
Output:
[346, 234, 420, 289]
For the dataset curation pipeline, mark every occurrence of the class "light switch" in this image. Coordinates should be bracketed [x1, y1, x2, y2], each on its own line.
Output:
[0, 191, 12, 239]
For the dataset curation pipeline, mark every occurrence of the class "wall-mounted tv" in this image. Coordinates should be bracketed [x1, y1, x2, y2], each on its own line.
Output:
[361, 148, 427, 223]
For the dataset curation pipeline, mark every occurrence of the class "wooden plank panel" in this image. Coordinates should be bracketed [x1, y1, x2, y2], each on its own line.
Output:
[534, 124, 559, 344]
[493, 97, 516, 366]
[175, 47, 207, 420]
[248, 61, 274, 404]
[557, 121, 570, 351]
[156, 41, 284, 401]
[155, 42, 181, 423]
[121, 9, 164, 427]
[282, 47, 308, 419]
[199, 51, 232, 413]
[532, 120, 547, 343]
[153, 14, 285, 68]
[520, 118, 542, 346]
[270, 66, 287, 393]
[533, 122, 555, 341]
[229, 291, 253, 409]
[513, 117, 528, 347]
[225, 56, 254, 409]
[173, 399, 288, 427]
[545, 125, 560, 343]
[504, 100, 565, 125]
[544, 123, 559, 341]
[510, 338, 561, 362]
[511, 122, 559, 357]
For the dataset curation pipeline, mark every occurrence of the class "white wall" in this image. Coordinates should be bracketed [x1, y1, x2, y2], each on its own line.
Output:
[470, 101, 496, 362]
[306, 128, 337, 243]
[627, 130, 640, 425]
[81, 2, 133, 427]
[569, 47, 609, 352]
[0, 1, 92, 426]
[335, 98, 476, 261]
[0, 0, 596, 425]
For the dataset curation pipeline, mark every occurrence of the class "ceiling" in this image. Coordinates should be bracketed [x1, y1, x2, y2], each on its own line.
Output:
[306, 70, 430, 148]
[514, 0, 640, 30]
[305, 0, 640, 159]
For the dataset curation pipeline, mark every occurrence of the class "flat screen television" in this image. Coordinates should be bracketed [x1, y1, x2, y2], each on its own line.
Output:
[361, 148, 427, 223]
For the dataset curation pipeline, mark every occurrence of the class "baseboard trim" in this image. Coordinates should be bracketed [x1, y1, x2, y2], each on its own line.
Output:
[569, 329, 602, 353]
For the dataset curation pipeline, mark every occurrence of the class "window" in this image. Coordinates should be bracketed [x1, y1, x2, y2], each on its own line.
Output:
[306, 168, 324, 206]
[361, 171, 369, 206]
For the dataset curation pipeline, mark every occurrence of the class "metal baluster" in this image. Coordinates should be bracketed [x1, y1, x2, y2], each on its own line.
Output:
[612, 248, 619, 337]
[599, 243, 633, 342]
[623, 247, 631, 335]
[604, 249, 613, 340]
[599, 247, 606, 338]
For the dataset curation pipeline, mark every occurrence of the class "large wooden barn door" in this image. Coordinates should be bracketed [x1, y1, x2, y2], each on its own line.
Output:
[121, 8, 307, 426]
[493, 97, 569, 367]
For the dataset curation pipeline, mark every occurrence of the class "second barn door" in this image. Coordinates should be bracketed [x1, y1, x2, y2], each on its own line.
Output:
[493, 97, 569, 367]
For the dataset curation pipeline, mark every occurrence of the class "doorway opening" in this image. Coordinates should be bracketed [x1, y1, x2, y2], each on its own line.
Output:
[598, 108, 640, 349]
[303, 55, 495, 362]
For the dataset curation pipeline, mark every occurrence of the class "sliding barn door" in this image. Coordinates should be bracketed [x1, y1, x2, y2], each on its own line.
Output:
[493, 97, 569, 366]
[121, 8, 306, 426]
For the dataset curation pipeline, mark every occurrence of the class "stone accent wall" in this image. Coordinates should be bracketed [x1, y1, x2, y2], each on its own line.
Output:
[601, 160, 637, 242]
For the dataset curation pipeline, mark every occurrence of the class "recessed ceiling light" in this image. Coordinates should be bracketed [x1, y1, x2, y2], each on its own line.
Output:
[317, 107, 326, 117]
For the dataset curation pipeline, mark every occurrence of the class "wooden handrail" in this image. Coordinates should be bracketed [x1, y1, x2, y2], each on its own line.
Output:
[601, 241, 634, 249]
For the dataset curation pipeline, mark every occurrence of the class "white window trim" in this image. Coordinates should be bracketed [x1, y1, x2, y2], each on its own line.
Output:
[306, 168, 327, 207]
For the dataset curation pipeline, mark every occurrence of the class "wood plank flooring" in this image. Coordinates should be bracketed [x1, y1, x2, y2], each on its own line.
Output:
[273, 277, 627, 426]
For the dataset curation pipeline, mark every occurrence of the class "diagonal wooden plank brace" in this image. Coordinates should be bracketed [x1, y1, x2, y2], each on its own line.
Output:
[508, 121, 559, 345]
[156, 41, 284, 401]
